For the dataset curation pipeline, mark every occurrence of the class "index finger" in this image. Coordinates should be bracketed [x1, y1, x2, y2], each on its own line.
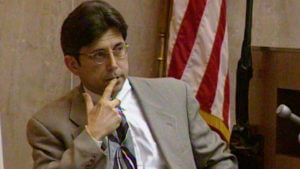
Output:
[101, 78, 118, 100]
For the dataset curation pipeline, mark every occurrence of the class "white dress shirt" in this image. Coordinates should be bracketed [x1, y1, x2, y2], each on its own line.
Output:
[84, 79, 167, 169]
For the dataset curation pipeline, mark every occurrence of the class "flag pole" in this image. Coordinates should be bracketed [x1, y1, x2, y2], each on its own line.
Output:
[230, 0, 264, 168]
[157, 0, 172, 77]
[235, 0, 253, 126]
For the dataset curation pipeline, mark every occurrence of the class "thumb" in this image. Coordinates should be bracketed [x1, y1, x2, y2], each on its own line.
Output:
[82, 93, 94, 114]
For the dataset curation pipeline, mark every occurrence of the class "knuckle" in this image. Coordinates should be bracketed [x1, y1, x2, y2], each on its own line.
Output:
[113, 109, 119, 115]
[117, 115, 122, 122]
[111, 100, 120, 107]
[117, 99, 121, 104]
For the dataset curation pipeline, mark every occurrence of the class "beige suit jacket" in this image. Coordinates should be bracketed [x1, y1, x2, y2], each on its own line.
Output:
[27, 77, 237, 169]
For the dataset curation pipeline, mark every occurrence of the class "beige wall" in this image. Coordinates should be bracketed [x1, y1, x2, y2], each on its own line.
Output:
[252, 0, 300, 48]
[0, 0, 164, 168]
[0, 120, 3, 169]
[228, 0, 300, 59]
[0, 1, 73, 169]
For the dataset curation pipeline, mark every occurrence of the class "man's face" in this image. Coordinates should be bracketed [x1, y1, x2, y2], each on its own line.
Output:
[76, 28, 129, 96]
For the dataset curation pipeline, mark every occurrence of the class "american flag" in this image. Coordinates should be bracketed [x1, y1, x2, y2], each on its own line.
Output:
[167, 0, 231, 142]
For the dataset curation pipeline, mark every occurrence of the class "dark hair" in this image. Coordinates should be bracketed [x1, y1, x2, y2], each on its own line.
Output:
[60, 0, 128, 60]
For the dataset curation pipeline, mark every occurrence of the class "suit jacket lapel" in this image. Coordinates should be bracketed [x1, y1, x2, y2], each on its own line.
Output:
[69, 84, 87, 137]
[128, 77, 178, 168]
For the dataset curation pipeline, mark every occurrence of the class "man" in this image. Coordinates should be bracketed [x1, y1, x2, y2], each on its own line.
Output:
[27, 1, 237, 169]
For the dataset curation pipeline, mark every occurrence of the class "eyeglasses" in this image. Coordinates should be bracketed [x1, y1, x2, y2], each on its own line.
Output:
[79, 43, 129, 64]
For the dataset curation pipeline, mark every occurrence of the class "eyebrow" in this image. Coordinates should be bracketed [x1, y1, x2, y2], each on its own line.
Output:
[91, 42, 125, 53]
[113, 42, 124, 49]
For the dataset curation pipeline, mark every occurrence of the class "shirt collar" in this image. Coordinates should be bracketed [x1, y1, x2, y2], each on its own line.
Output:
[83, 79, 131, 103]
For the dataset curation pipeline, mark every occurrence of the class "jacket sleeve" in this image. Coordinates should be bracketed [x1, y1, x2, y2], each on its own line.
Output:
[27, 117, 105, 169]
[184, 83, 238, 169]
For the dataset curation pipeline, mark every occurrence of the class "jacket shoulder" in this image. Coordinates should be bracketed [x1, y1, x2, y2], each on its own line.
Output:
[129, 76, 189, 100]
[29, 86, 80, 130]
[130, 76, 187, 88]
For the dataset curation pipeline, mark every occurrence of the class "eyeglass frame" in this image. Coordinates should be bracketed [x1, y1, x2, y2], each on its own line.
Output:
[77, 42, 129, 65]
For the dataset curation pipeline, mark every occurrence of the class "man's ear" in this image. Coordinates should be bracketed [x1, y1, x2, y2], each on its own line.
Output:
[64, 55, 80, 75]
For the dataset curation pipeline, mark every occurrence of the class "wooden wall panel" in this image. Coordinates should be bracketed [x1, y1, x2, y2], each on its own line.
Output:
[250, 47, 300, 169]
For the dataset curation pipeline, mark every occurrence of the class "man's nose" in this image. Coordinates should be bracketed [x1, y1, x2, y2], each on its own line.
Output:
[106, 51, 118, 71]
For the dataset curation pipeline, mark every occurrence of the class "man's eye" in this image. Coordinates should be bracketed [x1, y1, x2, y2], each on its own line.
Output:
[115, 46, 124, 52]
[94, 52, 106, 58]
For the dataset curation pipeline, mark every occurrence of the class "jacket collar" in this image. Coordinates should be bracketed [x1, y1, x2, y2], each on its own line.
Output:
[69, 84, 86, 127]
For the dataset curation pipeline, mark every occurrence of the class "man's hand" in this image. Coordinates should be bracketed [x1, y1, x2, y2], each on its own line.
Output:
[82, 79, 122, 140]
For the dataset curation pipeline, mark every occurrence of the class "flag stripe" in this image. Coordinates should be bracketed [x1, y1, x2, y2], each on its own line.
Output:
[223, 72, 230, 128]
[196, 0, 226, 113]
[211, 27, 229, 119]
[167, 0, 189, 70]
[181, 0, 223, 94]
[167, 0, 189, 52]
[168, 0, 207, 79]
